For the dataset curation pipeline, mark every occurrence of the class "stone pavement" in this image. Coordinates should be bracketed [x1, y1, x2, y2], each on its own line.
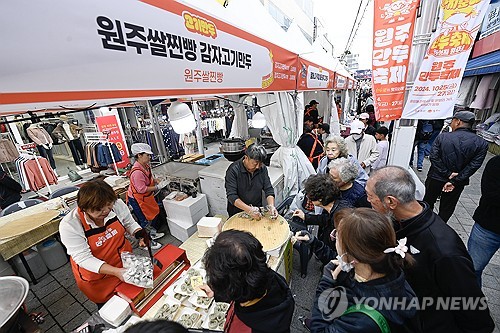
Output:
[23, 153, 499, 332]
[290, 152, 500, 333]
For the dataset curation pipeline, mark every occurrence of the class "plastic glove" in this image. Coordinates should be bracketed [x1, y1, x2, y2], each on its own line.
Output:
[247, 206, 262, 220]
[157, 180, 169, 190]
[295, 230, 315, 245]
[267, 205, 278, 219]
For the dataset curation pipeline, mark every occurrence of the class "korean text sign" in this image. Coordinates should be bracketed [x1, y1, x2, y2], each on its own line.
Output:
[96, 115, 130, 169]
[372, 0, 419, 121]
[402, 0, 490, 119]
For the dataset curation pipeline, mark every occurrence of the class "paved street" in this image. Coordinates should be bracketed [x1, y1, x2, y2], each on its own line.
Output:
[21, 153, 499, 332]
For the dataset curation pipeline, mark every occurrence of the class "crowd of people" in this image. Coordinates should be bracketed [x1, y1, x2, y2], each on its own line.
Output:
[2, 94, 495, 332]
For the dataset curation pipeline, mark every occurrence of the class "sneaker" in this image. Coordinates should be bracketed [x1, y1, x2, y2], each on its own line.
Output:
[150, 232, 165, 240]
[417, 168, 422, 172]
[141, 240, 162, 250]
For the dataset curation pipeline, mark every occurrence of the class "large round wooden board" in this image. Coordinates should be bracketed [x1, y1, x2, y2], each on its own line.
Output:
[222, 213, 290, 252]
[0, 210, 61, 240]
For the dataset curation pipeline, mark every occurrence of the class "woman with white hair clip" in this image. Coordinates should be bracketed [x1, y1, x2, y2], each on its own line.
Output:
[328, 157, 371, 208]
[317, 136, 368, 186]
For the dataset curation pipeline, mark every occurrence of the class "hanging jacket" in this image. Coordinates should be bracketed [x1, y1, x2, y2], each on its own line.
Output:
[0, 170, 22, 209]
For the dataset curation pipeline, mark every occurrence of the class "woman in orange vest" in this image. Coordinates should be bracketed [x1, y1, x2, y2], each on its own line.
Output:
[59, 180, 149, 306]
[127, 143, 165, 248]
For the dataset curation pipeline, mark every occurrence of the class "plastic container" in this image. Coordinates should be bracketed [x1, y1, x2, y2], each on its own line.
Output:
[0, 257, 15, 277]
[12, 249, 48, 282]
[36, 239, 68, 270]
[98, 295, 132, 327]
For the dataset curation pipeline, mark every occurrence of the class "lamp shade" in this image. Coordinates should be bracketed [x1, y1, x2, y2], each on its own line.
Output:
[252, 111, 266, 128]
[167, 101, 196, 134]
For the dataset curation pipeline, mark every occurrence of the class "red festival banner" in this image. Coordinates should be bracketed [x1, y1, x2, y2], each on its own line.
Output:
[96, 115, 130, 169]
[297, 58, 335, 91]
[372, 0, 419, 120]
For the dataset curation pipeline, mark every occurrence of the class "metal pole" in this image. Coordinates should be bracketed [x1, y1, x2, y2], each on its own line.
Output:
[146, 101, 169, 163]
[387, 0, 440, 167]
[192, 101, 205, 156]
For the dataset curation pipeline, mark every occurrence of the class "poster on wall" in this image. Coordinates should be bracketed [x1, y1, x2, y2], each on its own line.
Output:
[96, 115, 130, 169]
[297, 58, 335, 91]
[372, 0, 419, 121]
[0, 0, 297, 113]
[402, 0, 490, 119]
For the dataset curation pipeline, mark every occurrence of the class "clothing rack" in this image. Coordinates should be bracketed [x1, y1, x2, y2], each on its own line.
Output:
[17, 142, 53, 198]
[0, 132, 15, 178]
[84, 131, 119, 175]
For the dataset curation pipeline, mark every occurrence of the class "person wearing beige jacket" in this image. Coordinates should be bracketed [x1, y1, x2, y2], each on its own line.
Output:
[345, 120, 379, 175]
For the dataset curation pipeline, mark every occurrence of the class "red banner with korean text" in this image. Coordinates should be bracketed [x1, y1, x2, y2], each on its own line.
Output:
[296, 58, 335, 91]
[402, 0, 490, 119]
[372, 0, 419, 121]
[96, 115, 130, 169]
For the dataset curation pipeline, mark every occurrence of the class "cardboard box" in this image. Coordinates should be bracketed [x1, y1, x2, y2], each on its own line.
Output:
[167, 218, 198, 242]
[197, 217, 223, 238]
[163, 193, 208, 226]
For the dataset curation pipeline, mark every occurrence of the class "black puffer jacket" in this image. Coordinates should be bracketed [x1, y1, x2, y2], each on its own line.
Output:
[0, 170, 22, 209]
[311, 264, 420, 333]
[394, 202, 494, 333]
[427, 128, 488, 186]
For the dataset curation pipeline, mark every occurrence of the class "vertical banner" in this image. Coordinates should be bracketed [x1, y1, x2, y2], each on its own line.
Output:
[96, 115, 130, 169]
[402, 0, 490, 119]
[372, 0, 419, 121]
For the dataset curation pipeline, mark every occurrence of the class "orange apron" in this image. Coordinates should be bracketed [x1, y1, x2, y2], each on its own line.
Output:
[70, 208, 132, 304]
[128, 166, 160, 221]
[307, 133, 324, 167]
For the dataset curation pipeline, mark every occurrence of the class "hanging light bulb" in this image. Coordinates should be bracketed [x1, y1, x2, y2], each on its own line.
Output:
[252, 111, 266, 128]
[167, 101, 196, 134]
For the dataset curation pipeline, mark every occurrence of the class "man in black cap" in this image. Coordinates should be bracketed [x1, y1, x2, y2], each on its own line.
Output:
[423, 111, 488, 222]
[304, 100, 319, 124]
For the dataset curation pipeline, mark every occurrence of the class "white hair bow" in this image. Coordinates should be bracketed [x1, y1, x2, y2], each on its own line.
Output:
[384, 237, 420, 258]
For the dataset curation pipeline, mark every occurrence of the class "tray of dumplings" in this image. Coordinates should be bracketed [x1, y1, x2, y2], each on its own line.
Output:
[201, 302, 230, 331]
[172, 267, 207, 296]
[153, 296, 182, 321]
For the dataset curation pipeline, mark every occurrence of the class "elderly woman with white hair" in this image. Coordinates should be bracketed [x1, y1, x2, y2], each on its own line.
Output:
[329, 157, 371, 208]
[317, 136, 368, 186]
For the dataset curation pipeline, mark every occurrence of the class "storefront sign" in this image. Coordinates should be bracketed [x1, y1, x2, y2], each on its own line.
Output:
[372, 0, 418, 121]
[479, 0, 500, 40]
[297, 58, 335, 90]
[334, 74, 347, 90]
[0, 0, 297, 113]
[96, 115, 130, 169]
[348, 79, 355, 90]
[402, 0, 490, 119]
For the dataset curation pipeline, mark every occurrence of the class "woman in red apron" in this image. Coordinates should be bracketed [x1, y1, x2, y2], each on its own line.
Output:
[59, 180, 147, 306]
[127, 143, 164, 246]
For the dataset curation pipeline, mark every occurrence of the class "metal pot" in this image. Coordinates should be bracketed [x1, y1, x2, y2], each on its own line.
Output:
[220, 138, 245, 153]
[0, 277, 29, 333]
[223, 151, 245, 162]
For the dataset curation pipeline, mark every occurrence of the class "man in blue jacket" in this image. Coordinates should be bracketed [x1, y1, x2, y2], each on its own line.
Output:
[423, 111, 488, 222]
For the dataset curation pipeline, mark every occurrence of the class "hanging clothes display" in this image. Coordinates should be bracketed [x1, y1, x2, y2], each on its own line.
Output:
[85, 142, 122, 170]
[456, 77, 478, 107]
[470, 74, 497, 110]
[58, 120, 87, 166]
[0, 138, 19, 163]
[180, 132, 198, 155]
[162, 126, 184, 159]
[15, 153, 58, 192]
[26, 124, 57, 170]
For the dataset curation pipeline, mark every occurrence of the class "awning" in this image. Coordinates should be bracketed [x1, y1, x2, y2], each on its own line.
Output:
[463, 50, 500, 77]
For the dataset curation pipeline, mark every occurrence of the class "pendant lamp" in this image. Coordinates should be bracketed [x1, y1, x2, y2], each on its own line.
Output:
[167, 101, 196, 134]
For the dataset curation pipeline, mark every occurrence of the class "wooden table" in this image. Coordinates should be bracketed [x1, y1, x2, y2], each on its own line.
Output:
[0, 182, 129, 283]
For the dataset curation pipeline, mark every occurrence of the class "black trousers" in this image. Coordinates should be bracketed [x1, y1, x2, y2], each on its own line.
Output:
[37, 145, 56, 170]
[423, 177, 465, 223]
[68, 139, 86, 165]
